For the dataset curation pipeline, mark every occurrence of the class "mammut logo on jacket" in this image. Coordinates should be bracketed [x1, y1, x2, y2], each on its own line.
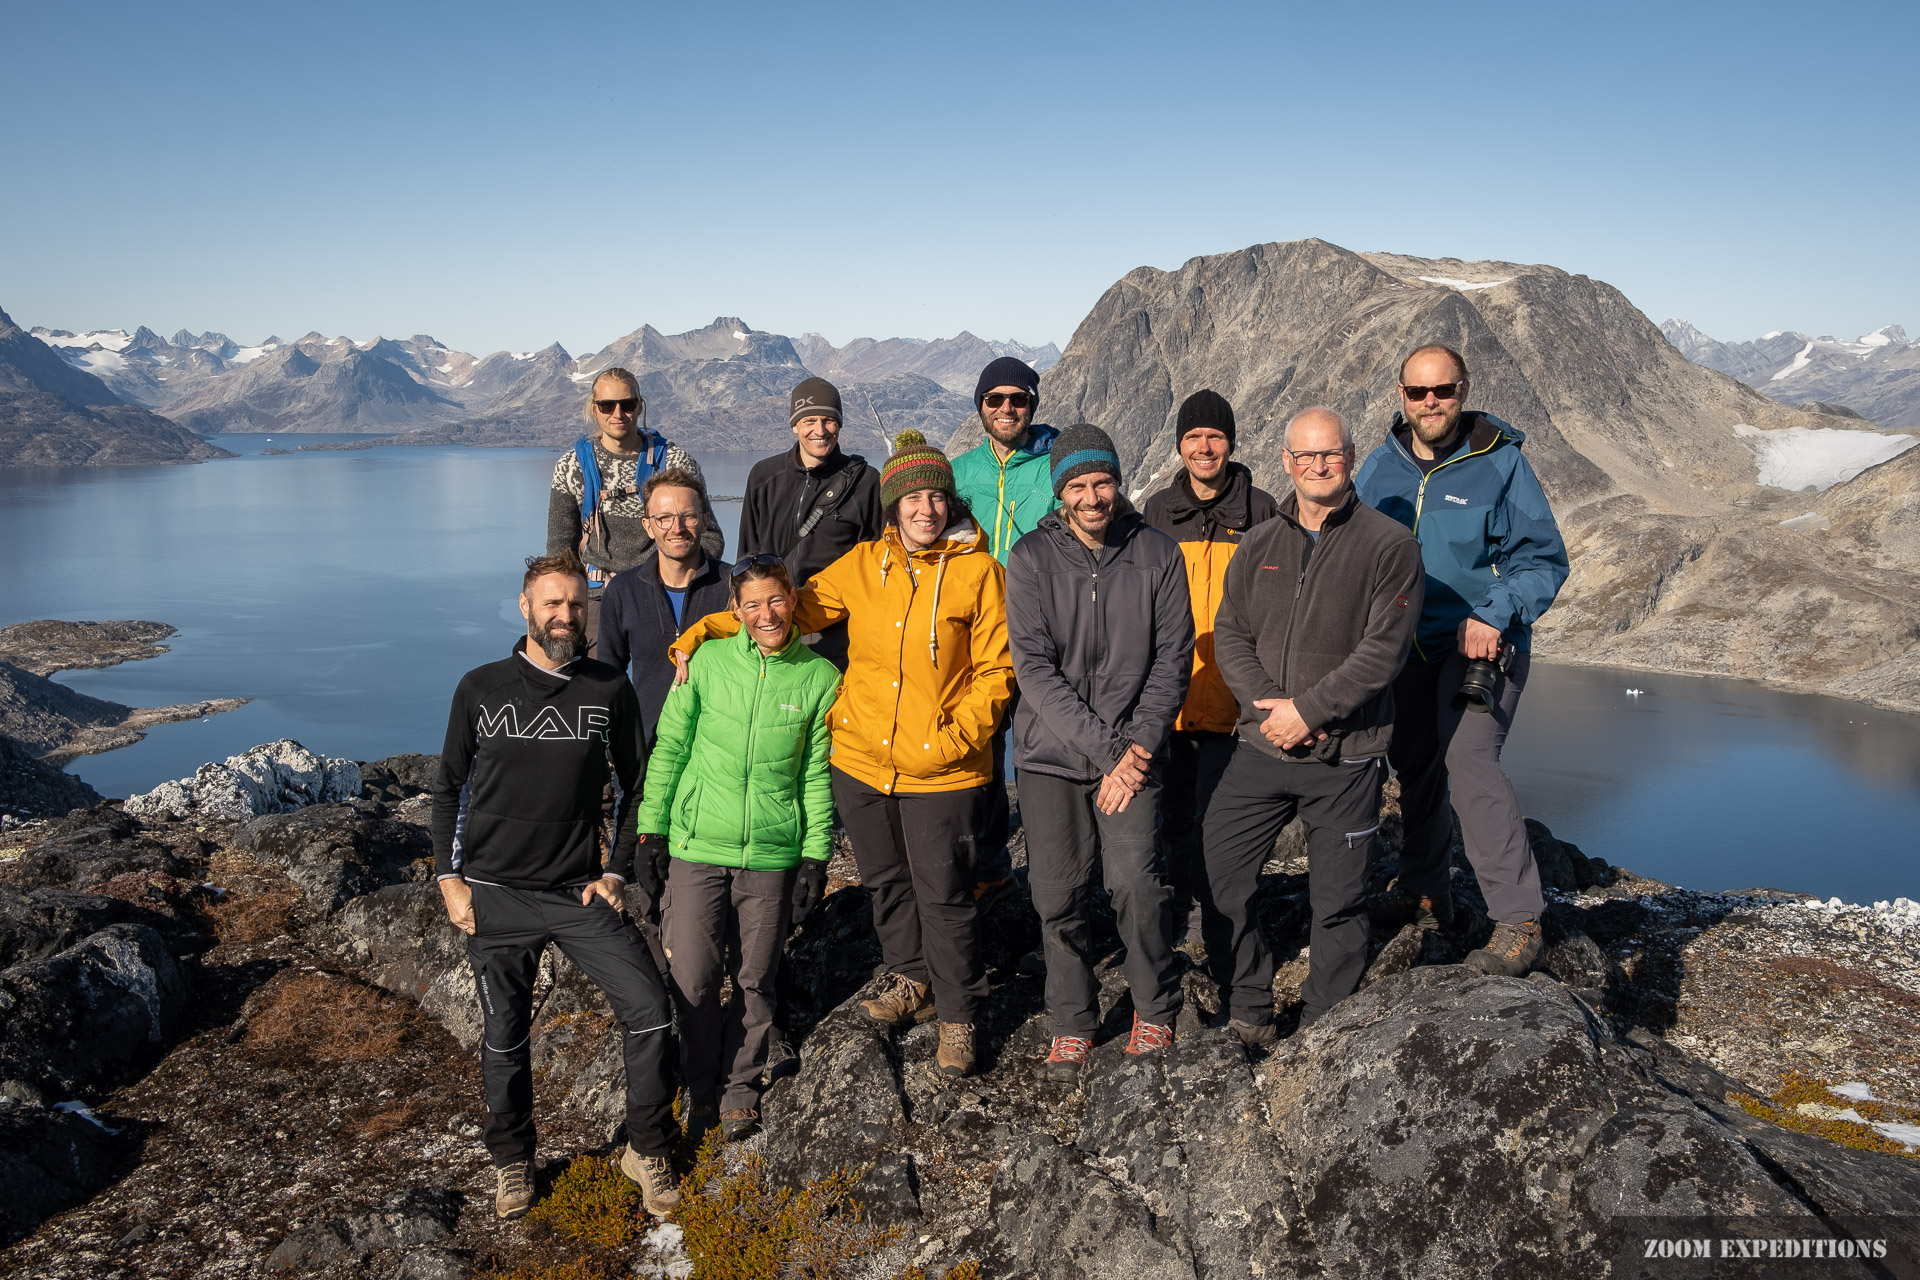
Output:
[475, 703, 612, 742]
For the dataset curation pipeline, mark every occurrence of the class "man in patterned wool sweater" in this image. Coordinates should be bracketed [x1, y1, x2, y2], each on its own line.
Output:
[546, 367, 726, 659]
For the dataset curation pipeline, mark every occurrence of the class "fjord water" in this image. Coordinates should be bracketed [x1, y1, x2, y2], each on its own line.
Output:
[2, 440, 1916, 905]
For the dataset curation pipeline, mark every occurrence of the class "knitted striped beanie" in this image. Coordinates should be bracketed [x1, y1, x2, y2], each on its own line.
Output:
[880, 429, 955, 509]
[1049, 423, 1122, 497]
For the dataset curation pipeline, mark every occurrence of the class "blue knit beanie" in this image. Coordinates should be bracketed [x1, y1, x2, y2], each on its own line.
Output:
[974, 356, 1040, 406]
[1049, 423, 1121, 497]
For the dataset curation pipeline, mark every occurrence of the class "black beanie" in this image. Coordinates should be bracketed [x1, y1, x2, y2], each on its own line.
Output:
[1176, 388, 1236, 449]
[974, 356, 1040, 406]
[1049, 423, 1122, 497]
[790, 377, 842, 426]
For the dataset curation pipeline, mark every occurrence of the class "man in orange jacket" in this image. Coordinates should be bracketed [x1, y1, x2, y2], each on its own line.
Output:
[1142, 390, 1279, 944]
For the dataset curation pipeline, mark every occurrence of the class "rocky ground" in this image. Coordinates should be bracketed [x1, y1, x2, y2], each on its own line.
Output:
[1, 755, 1917, 1278]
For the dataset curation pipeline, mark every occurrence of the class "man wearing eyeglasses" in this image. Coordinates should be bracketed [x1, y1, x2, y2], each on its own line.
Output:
[548, 368, 723, 661]
[737, 377, 882, 670]
[951, 357, 1060, 908]
[1200, 408, 1423, 1044]
[1354, 344, 1569, 979]
[599, 468, 733, 753]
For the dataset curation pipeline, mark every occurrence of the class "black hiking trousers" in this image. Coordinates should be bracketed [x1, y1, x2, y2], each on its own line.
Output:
[1199, 743, 1386, 1027]
[467, 882, 676, 1164]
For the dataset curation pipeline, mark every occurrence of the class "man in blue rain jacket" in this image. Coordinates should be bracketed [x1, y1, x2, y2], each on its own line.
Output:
[1354, 343, 1569, 978]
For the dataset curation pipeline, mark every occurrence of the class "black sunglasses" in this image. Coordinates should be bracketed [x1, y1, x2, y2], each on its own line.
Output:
[982, 392, 1032, 409]
[593, 397, 640, 414]
[1399, 383, 1462, 402]
[730, 553, 785, 579]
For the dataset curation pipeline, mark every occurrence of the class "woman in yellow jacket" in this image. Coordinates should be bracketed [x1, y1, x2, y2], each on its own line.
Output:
[672, 431, 1014, 1077]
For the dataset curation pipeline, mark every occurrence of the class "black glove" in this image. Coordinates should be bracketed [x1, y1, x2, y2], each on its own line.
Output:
[790, 859, 828, 925]
[634, 834, 668, 913]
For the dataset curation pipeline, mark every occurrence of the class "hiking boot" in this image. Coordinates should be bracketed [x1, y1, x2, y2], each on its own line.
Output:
[619, 1145, 682, 1217]
[493, 1160, 534, 1220]
[859, 972, 935, 1027]
[761, 1031, 799, 1085]
[1227, 1017, 1278, 1048]
[720, 1108, 760, 1142]
[1465, 919, 1543, 977]
[936, 1022, 976, 1077]
[1375, 885, 1455, 932]
[1124, 1012, 1175, 1056]
[1043, 1035, 1093, 1081]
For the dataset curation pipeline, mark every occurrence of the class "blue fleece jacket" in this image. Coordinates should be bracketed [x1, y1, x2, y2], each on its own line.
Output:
[1354, 411, 1568, 659]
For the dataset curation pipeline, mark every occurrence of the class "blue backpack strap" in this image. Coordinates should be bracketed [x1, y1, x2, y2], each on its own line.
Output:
[573, 437, 603, 522]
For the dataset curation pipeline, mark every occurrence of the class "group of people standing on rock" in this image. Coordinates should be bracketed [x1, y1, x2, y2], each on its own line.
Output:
[429, 343, 1571, 1222]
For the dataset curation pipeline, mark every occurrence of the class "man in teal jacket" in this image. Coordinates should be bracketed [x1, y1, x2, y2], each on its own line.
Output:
[1354, 343, 1569, 979]
[950, 356, 1060, 902]
[635, 559, 840, 1140]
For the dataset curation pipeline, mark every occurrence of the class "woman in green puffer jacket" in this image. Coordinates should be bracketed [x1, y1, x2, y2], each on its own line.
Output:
[634, 557, 840, 1142]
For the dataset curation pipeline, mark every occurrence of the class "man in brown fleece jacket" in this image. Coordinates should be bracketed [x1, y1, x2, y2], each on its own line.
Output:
[1199, 407, 1424, 1042]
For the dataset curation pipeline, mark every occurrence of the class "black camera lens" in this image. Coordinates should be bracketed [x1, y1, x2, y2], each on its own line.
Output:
[1456, 658, 1500, 713]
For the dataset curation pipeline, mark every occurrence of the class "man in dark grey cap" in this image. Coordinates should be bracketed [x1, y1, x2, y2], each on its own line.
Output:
[737, 376, 883, 670]
[1005, 424, 1194, 1079]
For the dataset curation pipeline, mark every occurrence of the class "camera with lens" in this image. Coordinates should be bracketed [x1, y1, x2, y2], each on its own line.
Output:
[1456, 643, 1516, 714]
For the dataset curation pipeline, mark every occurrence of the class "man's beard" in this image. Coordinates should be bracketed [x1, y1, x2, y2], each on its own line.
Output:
[982, 410, 1028, 449]
[532, 618, 584, 662]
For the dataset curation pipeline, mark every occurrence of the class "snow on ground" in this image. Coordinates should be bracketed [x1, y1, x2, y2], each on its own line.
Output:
[229, 344, 275, 364]
[1418, 276, 1510, 291]
[1732, 422, 1919, 491]
[1777, 511, 1832, 531]
[30, 327, 132, 351]
[1768, 340, 1815, 382]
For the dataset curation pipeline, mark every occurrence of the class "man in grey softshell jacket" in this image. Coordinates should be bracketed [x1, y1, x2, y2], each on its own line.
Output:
[1202, 408, 1424, 1041]
[1005, 424, 1194, 1079]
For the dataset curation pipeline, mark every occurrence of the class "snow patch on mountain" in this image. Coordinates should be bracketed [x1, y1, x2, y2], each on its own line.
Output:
[1419, 276, 1510, 292]
[1732, 422, 1918, 491]
[1769, 341, 1816, 382]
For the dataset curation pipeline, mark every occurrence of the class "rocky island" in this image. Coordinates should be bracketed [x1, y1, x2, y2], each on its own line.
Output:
[0, 736, 1914, 1279]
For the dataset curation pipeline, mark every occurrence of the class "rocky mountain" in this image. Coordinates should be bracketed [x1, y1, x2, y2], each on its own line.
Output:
[792, 331, 1059, 394]
[26, 315, 1020, 452]
[0, 311, 229, 467]
[1026, 239, 1920, 711]
[1663, 318, 1920, 427]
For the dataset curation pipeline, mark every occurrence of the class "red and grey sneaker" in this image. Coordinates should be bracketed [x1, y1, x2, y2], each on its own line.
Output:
[1124, 1012, 1175, 1056]
[1043, 1034, 1093, 1081]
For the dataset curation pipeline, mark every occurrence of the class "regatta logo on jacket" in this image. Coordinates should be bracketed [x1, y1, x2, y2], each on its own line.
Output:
[475, 703, 611, 743]
[1445, 494, 1469, 504]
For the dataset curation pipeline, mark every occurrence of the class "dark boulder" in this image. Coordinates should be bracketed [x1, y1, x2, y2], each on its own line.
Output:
[8, 811, 188, 893]
[358, 754, 439, 804]
[264, 1184, 461, 1271]
[0, 922, 191, 1097]
[1528, 817, 1613, 892]
[232, 802, 430, 917]
[0, 1103, 128, 1245]
[0, 733, 101, 820]
[0, 887, 158, 968]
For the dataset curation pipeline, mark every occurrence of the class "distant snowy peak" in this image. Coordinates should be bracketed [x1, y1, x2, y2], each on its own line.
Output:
[1664, 319, 1920, 428]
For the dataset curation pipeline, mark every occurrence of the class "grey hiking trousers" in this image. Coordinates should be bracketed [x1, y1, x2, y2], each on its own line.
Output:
[661, 858, 794, 1114]
[1021, 767, 1181, 1037]
[1389, 649, 1544, 926]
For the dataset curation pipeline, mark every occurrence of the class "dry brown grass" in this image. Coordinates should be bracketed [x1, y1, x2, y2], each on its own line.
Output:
[205, 884, 299, 944]
[244, 971, 420, 1067]
[347, 1096, 427, 1141]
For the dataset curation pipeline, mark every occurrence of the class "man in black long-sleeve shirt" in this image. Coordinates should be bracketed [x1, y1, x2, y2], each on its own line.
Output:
[736, 377, 882, 669]
[431, 554, 678, 1221]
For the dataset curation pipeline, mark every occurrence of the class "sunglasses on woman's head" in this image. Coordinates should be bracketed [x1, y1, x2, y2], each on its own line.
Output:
[730, 553, 785, 579]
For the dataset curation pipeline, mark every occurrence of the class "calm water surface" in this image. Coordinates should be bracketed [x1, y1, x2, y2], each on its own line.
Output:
[2, 439, 1915, 905]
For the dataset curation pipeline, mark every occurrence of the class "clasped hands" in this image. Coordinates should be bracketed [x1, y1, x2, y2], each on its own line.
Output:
[1097, 742, 1154, 815]
[1252, 697, 1325, 752]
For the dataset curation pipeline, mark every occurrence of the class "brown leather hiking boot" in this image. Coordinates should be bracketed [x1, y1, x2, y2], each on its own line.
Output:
[720, 1108, 760, 1141]
[859, 972, 935, 1027]
[619, 1145, 681, 1217]
[936, 1022, 976, 1077]
[493, 1160, 534, 1220]
[1465, 919, 1543, 977]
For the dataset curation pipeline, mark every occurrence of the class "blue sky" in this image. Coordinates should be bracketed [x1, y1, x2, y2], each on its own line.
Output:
[3, 1, 1913, 357]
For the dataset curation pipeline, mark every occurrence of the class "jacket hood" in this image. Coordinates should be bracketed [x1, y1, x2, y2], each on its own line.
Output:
[882, 516, 987, 561]
[1387, 410, 1525, 460]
